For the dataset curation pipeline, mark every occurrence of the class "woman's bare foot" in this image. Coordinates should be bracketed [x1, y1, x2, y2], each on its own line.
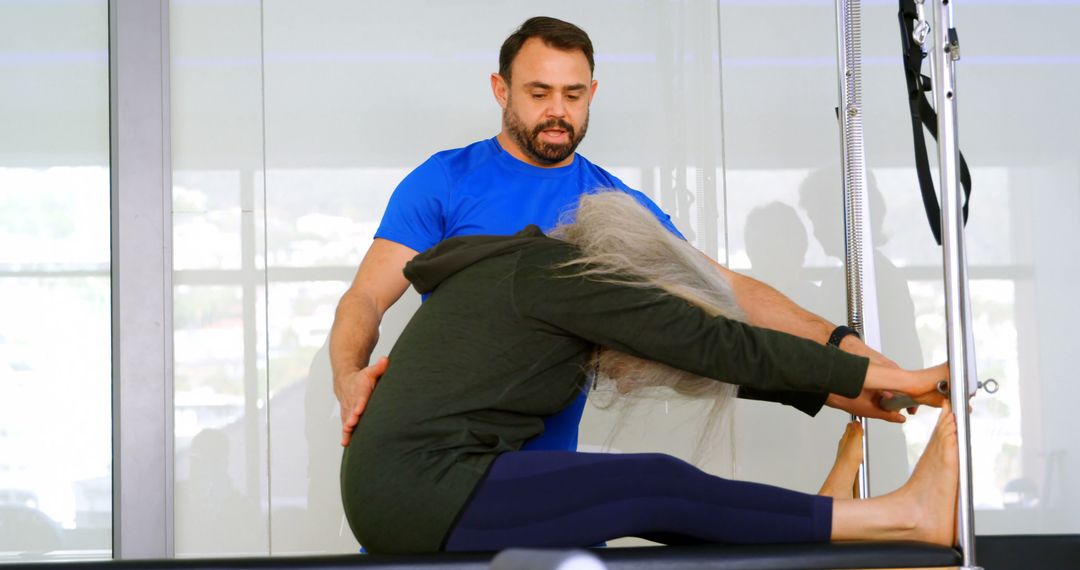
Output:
[819, 422, 864, 499]
[830, 402, 959, 545]
[888, 401, 959, 545]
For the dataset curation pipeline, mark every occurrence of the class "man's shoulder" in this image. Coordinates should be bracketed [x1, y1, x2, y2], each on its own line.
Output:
[426, 138, 501, 180]
[572, 153, 631, 191]
[430, 137, 495, 158]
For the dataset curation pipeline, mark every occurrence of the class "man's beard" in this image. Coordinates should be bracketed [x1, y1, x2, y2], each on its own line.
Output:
[503, 98, 589, 165]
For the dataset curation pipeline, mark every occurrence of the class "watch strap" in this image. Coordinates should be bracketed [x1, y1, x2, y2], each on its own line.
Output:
[827, 325, 861, 347]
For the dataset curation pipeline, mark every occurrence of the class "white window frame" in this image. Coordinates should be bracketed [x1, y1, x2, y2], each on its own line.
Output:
[109, 0, 174, 558]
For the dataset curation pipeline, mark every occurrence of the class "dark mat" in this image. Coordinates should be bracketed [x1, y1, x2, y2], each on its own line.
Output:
[0, 541, 961, 570]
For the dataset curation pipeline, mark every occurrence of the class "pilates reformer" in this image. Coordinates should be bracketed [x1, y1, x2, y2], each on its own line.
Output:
[834, 0, 985, 568]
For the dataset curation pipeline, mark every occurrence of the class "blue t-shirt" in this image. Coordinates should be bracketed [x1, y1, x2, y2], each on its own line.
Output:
[375, 137, 683, 451]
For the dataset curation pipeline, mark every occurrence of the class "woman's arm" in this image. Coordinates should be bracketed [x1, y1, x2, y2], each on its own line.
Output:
[863, 362, 950, 407]
[513, 245, 869, 398]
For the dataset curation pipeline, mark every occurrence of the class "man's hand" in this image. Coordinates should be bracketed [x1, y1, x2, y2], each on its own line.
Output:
[844, 361, 950, 422]
[339, 356, 390, 447]
[833, 334, 926, 416]
[825, 390, 907, 423]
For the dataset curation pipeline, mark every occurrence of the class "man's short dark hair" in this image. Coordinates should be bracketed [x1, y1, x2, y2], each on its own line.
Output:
[499, 17, 595, 84]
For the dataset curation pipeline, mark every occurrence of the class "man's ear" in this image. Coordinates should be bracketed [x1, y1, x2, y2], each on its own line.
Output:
[588, 79, 598, 103]
[491, 73, 509, 108]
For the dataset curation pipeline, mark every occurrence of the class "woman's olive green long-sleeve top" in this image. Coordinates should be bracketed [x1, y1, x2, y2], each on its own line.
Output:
[340, 227, 869, 554]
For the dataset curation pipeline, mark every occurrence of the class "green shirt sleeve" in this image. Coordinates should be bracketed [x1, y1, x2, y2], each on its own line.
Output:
[512, 244, 868, 400]
[736, 387, 829, 416]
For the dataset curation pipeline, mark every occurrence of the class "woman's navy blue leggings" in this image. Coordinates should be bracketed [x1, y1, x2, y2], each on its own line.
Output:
[443, 451, 832, 551]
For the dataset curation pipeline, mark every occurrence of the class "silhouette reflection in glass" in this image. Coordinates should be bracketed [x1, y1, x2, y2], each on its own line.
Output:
[798, 167, 923, 493]
[797, 168, 923, 370]
[177, 428, 263, 554]
[301, 341, 360, 552]
[744, 202, 818, 306]
[736, 201, 854, 492]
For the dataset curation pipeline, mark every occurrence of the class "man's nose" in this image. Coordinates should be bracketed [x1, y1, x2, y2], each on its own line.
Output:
[546, 95, 568, 118]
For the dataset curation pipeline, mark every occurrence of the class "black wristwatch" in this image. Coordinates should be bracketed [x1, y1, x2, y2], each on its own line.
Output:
[827, 325, 861, 347]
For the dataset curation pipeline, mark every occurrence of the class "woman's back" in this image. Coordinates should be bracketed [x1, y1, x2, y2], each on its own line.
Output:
[341, 234, 594, 553]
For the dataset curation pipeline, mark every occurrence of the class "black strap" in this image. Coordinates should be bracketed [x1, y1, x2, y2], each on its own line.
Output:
[898, 0, 972, 246]
[827, 325, 861, 348]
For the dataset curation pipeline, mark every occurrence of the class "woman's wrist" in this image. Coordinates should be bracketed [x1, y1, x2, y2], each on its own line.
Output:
[864, 362, 911, 391]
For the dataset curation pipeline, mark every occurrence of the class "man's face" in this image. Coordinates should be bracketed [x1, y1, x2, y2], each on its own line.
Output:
[503, 92, 589, 165]
[496, 38, 597, 167]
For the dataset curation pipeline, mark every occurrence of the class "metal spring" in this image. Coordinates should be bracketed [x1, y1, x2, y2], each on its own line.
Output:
[839, 0, 867, 338]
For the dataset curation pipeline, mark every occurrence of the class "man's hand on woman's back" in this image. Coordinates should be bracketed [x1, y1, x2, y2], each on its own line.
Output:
[340, 356, 390, 447]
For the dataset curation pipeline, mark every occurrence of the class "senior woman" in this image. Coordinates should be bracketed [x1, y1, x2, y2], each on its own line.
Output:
[340, 191, 956, 554]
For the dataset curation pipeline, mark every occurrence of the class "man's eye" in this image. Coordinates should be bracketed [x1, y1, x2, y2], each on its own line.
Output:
[531, 92, 546, 99]
[567, 94, 581, 101]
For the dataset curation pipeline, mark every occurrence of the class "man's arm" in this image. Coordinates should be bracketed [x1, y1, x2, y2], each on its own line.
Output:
[704, 257, 911, 421]
[330, 238, 418, 445]
[706, 257, 893, 364]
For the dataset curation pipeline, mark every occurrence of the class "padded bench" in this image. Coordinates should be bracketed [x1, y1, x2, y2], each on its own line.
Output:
[1, 542, 961, 570]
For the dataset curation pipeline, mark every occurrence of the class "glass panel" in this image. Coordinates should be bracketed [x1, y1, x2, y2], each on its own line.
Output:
[0, 0, 111, 561]
[170, 0, 270, 557]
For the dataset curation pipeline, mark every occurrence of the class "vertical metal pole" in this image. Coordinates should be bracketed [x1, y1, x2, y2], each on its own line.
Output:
[930, 1, 980, 567]
[110, 0, 174, 558]
[834, 0, 882, 499]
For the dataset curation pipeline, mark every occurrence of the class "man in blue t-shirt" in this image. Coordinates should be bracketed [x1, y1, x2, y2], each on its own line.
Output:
[331, 17, 906, 449]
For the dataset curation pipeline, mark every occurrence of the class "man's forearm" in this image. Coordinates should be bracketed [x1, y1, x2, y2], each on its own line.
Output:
[329, 289, 382, 402]
[714, 260, 894, 366]
[722, 265, 833, 343]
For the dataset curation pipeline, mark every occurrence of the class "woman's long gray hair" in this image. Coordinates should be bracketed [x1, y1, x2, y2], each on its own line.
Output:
[550, 190, 745, 462]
